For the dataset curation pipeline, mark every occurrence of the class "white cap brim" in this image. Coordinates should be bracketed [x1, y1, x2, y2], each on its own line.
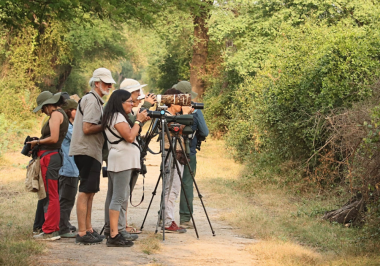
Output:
[99, 76, 116, 84]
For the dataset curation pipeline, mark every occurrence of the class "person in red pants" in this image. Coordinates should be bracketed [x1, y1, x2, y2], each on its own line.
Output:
[28, 91, 69, 240]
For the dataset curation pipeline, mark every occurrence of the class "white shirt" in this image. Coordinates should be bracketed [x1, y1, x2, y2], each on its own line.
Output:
[105, 113, 140, 172]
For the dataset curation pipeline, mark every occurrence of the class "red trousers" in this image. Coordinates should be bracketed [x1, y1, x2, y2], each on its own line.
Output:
[38, 150, 62, 234]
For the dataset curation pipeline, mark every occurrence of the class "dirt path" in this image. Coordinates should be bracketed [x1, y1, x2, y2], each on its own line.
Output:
[35, 140, 257, 266]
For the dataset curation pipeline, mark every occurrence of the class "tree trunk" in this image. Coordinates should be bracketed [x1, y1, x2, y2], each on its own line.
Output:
[55, 64, 72, 92]
[322, 195, 366, 226]
[190, 1, 212, 100]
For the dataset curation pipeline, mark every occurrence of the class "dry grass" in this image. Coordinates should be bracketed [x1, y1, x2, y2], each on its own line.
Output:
[0, 151, 45, 266]
[196, 139, 380, 265]
[247, 240, 323, 266]
[139, 233, 162, 255]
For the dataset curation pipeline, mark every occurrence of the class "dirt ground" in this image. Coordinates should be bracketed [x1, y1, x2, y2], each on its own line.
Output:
[34, 140, 258, 266]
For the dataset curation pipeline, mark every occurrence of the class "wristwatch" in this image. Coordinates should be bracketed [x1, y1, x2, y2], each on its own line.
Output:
[135, 120, 142, 127]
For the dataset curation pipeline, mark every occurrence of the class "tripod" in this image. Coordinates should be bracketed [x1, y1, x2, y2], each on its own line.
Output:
[140, 111, 216, 240]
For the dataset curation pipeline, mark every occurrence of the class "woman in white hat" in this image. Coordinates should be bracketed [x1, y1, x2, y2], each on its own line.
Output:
[118, 78, 156, 234]
[29, 91, 69, 241]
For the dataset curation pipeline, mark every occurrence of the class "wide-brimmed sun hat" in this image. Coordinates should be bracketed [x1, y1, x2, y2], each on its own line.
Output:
[63, 99, 78, 111]
[175, 81, 198, 99]
[120, 79, 147, 100]
[33, 91, 62, 113]
[89, 68, 116, 85]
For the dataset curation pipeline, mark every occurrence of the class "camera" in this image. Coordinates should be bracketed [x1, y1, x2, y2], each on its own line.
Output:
[21, 136, 38, 156]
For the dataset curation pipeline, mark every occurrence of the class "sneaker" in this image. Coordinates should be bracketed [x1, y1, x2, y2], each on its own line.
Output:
[120, 231, 138, 241]
[106, 234, 134, 247]
[75, 231, 102, 245]
[164, 221, 187, 233]
[180, 221, 194, 229]
[69, 225, 77, 232]
[60, 232, 77, 238]
[90, 229, 105, 240]
[33, 228, 43, 235]
[33, 231, 61, 241]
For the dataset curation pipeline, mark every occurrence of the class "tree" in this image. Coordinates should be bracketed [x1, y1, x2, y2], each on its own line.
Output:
[189, 0, 213, 99]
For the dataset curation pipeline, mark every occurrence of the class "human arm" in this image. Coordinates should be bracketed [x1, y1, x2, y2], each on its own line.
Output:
[83, 122, 103, 135]
[82, 97, 103, 135]
[194, 110, 209, 137]
[28, 111, 63, 148]
[114, 110, 149, 143]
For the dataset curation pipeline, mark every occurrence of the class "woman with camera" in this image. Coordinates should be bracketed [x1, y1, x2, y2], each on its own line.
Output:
[102, 89, 149, 247]
[29, 91, 69, 241]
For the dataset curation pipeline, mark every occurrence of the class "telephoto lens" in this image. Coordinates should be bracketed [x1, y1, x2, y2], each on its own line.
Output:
[156, 94, 192, 106]
[191, 102, 204, 109]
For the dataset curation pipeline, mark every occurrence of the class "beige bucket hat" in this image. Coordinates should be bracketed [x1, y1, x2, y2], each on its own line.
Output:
[33, 91, 62, 113]
[120, 79, 147, 99]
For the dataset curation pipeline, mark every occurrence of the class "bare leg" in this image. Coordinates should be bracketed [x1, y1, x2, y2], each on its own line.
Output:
[76, 192, 91, 237]
[86, 193, 95, 232]
[110, 210, 119, 238]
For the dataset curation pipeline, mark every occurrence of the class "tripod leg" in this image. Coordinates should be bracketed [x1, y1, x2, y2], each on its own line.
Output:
[164, 124, 199, 239]
[140, 172, 162, 231]
[177, 138, 216, 236]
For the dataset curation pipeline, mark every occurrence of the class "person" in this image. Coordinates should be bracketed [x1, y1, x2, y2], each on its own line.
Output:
[119, 78, 156, 234]
[32, 92, 72, 236]
[102, 89, 149, 247]
[69, 68, 115, 245]
[161, 88, 192, 233]
[58, 99, 80, 238]
[29, 91, 69, 241]
[174, 81, 209, 228]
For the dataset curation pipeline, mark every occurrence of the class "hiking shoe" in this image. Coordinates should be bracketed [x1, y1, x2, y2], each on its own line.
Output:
[69, 225, 77, 232]
[33, 231, 61, 241]
[180, 221, 194, 229]
[164, 221, 187, 233]
[120, 231, 138, 241]
[60, 232, 77, 238]
[106, 234, 134, 247]
[75, 231, 102, 245]
[90, 229, 105, 240]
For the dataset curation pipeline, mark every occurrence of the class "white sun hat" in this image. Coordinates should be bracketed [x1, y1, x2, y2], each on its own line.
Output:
[120, 78, 147, 99]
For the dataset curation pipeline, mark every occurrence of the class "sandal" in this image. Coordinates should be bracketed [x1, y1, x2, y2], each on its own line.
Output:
[126, 226, 142, 234]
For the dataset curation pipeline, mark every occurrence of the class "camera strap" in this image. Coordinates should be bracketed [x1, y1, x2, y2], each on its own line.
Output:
[78, 92, 103, 119]
[130, 174, 145, 207]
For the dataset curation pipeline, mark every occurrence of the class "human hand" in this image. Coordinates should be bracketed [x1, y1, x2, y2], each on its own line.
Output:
[145, 93, 157, 105]
[181, 106, 194, 115]
[27, 139, 39, 149]
[136, 109, 149, 122]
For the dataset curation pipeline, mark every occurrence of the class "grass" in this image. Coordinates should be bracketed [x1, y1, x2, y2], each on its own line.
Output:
[139, 233, 162, 255]
[196, 139, 380, 265]
[0, 152, 45, 266]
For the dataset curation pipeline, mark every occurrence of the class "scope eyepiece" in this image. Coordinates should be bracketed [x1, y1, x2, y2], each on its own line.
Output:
[191, 102, 204, 109]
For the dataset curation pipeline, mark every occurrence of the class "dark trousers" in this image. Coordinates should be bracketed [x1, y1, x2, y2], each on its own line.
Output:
[33, 199, 45, 231]
[59, 175, 78, 234]
[179, 154, 197, 223]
